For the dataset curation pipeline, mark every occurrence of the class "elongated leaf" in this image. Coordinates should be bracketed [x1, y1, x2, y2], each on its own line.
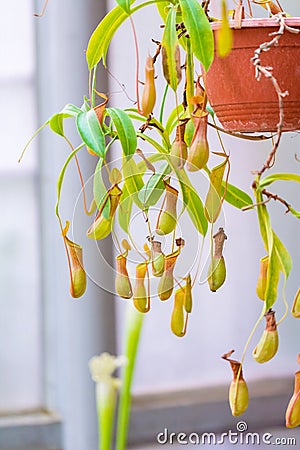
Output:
[273, 232, 292, 278]
[162, 7, 182, 91]
[216, 0, 233, 57]
[184, 119, 194, 147]
[118, 185, 133, 233]
[185, 37, 195, 113]
[107, 108, 137, 158]
[179, 0, 214, 71]
[49, 104, 81, 136]
[139, 163, 171, 207]
[205, 159, 227, 223]
[115, 0, 131, 14]
[265, 246, 280, 310]
[49, 114, 69, 137]
[222, 182, 253, 209]
[175, 168, 208, 236]
[87, 7, 126, 68]
[93, 158, 110, 220]
[260, 173, 300, 188]
[136, 132, 169, 154]
[87, 3, 135, 68]
[289, 206, 300, 219]
[156, 1, 169, 21]
[255, 189, 280, 309]
[185, 184, 208, 236]
[255, 188, 268, 250]
[81, 96, 91, 112]
[165, 103, 185, 134]
[62, 103, 82, 115]
[76, 109, 105, 157]
[123, 157, 144, 209]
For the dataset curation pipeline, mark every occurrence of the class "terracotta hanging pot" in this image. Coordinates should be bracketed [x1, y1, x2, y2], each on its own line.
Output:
[205, 18, 300, 132]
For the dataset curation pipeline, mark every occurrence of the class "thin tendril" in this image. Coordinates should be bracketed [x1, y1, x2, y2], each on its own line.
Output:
[277, 279, 289, 326]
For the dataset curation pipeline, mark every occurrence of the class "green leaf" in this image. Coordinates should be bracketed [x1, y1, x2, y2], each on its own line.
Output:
[161, 6, 182, 91]
[255, 188, 280, 309]
[107, 108, 137, 158]
[206, 103, 215, 117]
[123, 157, 144, 209]
[138, 163, 171, 207]
[81, 96, 91, 112]
[118, 185, 133, 233]
[156, 1, 169, 21]
[165, 104, 185, 134]
[255, 188, 268, 249]
[289, 206, 300, 219]
[115, 0, 131, 14]
[260, 173, 300, 188]
[93, 158, 110, 220]
[76, 109, 105, 157]
[205, 159, 227, 223]
[265, 245, 280, 310]
[49, 104, 81, 137]
[222, 182, 253, 209]
[136, 132, 169, 154]
[216, 0, 233, 58]
[49, 114, 68, 137]
[179, 0, 214, 71]
[185, 37, 195, 113]
[175, 168, 208, 236]
[62, 103, 82, 115]
[184, 119, 194, 147]
[273, 232, 292, 278]
[86, 5, 130, 68]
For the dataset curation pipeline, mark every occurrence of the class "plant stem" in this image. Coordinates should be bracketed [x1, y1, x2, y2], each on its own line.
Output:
[97, 383, 116, 450]
[159, 84, 169, 124]
[91, 66, 97, 108]
[116, 304, 144, 450]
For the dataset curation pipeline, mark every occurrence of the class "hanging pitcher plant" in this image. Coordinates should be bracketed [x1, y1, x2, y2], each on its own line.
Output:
[23, 0, 300, 447]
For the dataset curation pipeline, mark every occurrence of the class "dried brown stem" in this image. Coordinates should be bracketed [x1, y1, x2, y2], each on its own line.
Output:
[261, 188, 291, 213]
[151, 39, 162, 64]
[242, 197, 271, 211]
[253, 14, 299, 177]
[208, 121, 272, 141]
[34, 0, 49, 17]
[201, 1, 211, 15]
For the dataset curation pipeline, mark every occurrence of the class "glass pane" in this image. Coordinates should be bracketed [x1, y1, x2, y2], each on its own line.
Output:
[0, 0, 41, 412]
[0, 177, 42, 411]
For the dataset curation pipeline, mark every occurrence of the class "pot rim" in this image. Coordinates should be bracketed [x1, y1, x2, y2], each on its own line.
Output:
[211, 17, 300, 30]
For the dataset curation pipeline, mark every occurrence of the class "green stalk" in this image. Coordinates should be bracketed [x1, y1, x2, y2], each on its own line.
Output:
[159, 84, 169, 124]
[116, 304, 144, 450]
[185, 37, 195, 114]
[91, 65, 97, 107]
[96, 383, 117, 450]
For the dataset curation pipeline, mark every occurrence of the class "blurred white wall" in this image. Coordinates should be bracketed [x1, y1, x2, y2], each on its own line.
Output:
[0, 0, 42, 412]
